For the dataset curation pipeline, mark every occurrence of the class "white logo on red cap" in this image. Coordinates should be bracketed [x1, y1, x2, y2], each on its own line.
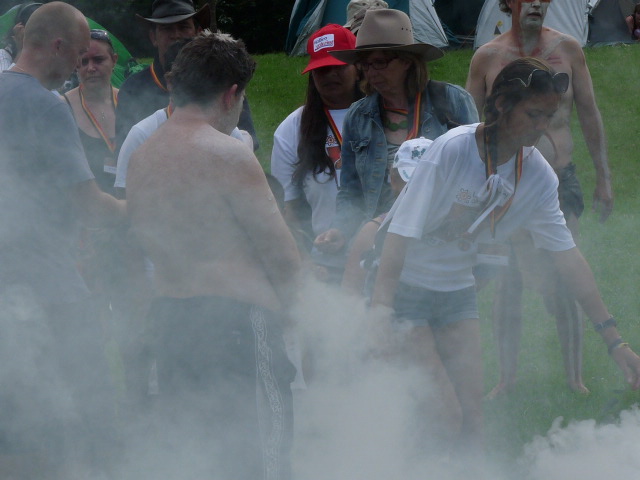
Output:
[313, 34, 335, 53]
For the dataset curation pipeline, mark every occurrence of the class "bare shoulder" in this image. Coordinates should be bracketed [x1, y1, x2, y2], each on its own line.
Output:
[544, 27, 583, 55]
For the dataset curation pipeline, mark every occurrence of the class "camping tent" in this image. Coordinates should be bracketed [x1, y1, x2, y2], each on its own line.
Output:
[589, 0, 635, 45]
[286, 0, 448, 55]
[0, 4, 139, 87]
[474, 0, 635, 49]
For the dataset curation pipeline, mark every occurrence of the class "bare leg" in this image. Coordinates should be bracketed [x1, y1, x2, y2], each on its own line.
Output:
[486, 262, 523, 399]
[433, 319, 484, 457]
[403, 325, 462, 455]
[539, 213, 587, 393]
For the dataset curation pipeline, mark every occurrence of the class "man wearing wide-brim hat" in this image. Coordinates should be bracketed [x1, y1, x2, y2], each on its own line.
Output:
[315, 9, 478, 251]
[115, 0, 258, 153]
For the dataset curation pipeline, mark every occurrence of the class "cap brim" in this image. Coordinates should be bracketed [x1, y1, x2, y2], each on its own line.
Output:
[329, 43, 443, 64]
[302, 56, 349, 74]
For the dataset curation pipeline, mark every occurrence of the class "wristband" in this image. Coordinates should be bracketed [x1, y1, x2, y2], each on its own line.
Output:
[594, 316, 617, 333]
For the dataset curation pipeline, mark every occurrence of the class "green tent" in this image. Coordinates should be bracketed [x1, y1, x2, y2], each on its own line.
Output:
[0, 5, 141, 87]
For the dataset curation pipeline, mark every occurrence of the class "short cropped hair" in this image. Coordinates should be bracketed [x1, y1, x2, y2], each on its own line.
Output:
[166, 31, 256, 108]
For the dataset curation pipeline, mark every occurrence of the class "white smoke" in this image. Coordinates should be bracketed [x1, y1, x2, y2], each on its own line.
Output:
[521, 407, 640, 480]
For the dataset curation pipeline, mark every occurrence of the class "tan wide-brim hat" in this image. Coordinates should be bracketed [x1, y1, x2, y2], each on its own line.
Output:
[330, 9, 443, 64]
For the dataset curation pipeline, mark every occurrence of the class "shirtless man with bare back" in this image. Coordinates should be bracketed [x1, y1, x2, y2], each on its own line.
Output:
[466, 0, 613, 396]
[126, 32, 300, 480]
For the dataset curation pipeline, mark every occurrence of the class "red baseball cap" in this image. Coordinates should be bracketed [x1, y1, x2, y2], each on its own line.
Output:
[302, 24, 357, 74]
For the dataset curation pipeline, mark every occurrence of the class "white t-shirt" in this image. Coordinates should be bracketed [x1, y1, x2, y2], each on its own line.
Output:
[271, 106, 347, 236]
[271, 106, 348, 269]
[388, 124, 575, 292]
[114, 108, 245, 189]
[0, 49, 12, 72]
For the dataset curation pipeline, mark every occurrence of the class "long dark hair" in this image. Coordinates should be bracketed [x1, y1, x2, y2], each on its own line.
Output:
[293, 74, 362, 185]
[484, 57, 558, 127]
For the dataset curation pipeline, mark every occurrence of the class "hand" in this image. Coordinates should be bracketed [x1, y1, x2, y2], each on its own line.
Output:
[592, 176, 613, 223]
[238, 129, 254, 151]
[366, 304, 402, 358]
[314, 228, 345, 253]
[610, 344, 640, 390]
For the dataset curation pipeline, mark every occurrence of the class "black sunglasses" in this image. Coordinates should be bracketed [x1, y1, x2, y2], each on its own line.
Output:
[508, 69, 569, 94]
[90, 29, 113, 47]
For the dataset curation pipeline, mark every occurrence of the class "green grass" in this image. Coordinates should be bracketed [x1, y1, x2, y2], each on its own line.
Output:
[247, 45, 640, 465]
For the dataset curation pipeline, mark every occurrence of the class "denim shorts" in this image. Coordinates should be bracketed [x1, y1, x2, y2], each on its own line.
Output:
[393, 283, 479, 328]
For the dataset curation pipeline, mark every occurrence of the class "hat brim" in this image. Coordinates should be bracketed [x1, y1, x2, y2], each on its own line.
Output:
[329, 43, 443, 64]
[135, 4, 210, 28]
[302, 56, 348, 74]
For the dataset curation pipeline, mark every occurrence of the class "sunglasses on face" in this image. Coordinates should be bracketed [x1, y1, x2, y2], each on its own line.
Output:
[507, 69, 569, 94]
[90, 29, 113, 48]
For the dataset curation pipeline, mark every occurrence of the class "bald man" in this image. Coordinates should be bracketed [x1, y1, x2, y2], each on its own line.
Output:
[0, 2, 124, 476]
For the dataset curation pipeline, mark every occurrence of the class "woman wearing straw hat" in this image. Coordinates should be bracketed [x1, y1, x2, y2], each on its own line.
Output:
[313, 8, 478, 254]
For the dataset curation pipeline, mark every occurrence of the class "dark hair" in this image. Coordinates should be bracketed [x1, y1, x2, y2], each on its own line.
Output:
[163, 37, 194, 74]
[293, 74, 362, 185]
[166, 31, 256, 108]
[90, 29, 115, 54]
[2, 2, 42, 55]
[358, 51, 428, 98]
[484, 57, 560, 126]
[498, 0, 511, 15]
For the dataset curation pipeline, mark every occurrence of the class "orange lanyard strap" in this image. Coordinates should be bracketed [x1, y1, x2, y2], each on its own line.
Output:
[406, 91, 422, 140]
[150, 61, 168, 92]
[483, 126, 523, 237]
[323, 107, 342, 148]
[380, 92, 422, 140]
[165, 102, 174, 118]
[79, 84, 117, 153]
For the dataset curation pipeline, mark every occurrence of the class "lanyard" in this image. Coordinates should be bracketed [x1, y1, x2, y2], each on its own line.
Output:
[79, 84, 117, 153]
[483, 126, 523, 237]
[323, 107, 343, 187]
[150, 61, 168, 92]
[165, 102, 174, 118]
[382, 91, 422, 140]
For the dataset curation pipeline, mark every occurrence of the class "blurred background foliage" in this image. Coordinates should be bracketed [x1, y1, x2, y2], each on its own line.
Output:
[0, 0, 296, 57]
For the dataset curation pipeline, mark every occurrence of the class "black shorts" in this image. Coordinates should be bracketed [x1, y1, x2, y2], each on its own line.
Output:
[143, 295, 295, 480]
[556, 162, 584, 220]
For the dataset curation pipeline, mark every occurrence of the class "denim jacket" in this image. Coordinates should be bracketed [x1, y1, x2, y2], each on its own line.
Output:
[333, 81, 479, 240]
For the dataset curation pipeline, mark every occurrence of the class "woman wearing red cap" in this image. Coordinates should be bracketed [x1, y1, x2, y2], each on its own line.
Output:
[271, 24, 362, 282]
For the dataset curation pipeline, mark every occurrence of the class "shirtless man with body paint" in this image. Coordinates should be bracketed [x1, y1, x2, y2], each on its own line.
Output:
[466, 0, 613, 396]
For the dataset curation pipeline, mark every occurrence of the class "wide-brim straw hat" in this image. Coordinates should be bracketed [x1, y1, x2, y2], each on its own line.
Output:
[135, 0, 210, 28]
[330, 9, 443, 64]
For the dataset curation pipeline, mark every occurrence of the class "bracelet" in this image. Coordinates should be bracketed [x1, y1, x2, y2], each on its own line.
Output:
[607, 338, 630, 355]
[594, 316, 617, 333]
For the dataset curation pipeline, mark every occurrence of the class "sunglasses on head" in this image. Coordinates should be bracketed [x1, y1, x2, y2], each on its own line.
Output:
[508, 69, 569, 94]
[90, 29, 113, 47]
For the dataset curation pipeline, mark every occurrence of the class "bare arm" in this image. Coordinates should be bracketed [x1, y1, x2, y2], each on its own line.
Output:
[465, 48, 491, 119]
[551, 247, 640, 388]
[371, 232, 408, 309]
[341, 219, 380, 297]
[226, 149, 301, 310]
[69, 179, 126, 228]
[570, 43, 613, 222]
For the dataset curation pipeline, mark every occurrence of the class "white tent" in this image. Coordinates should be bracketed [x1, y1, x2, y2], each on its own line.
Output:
[286, 0, 448, 56]
[474, 0, 590, 49]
